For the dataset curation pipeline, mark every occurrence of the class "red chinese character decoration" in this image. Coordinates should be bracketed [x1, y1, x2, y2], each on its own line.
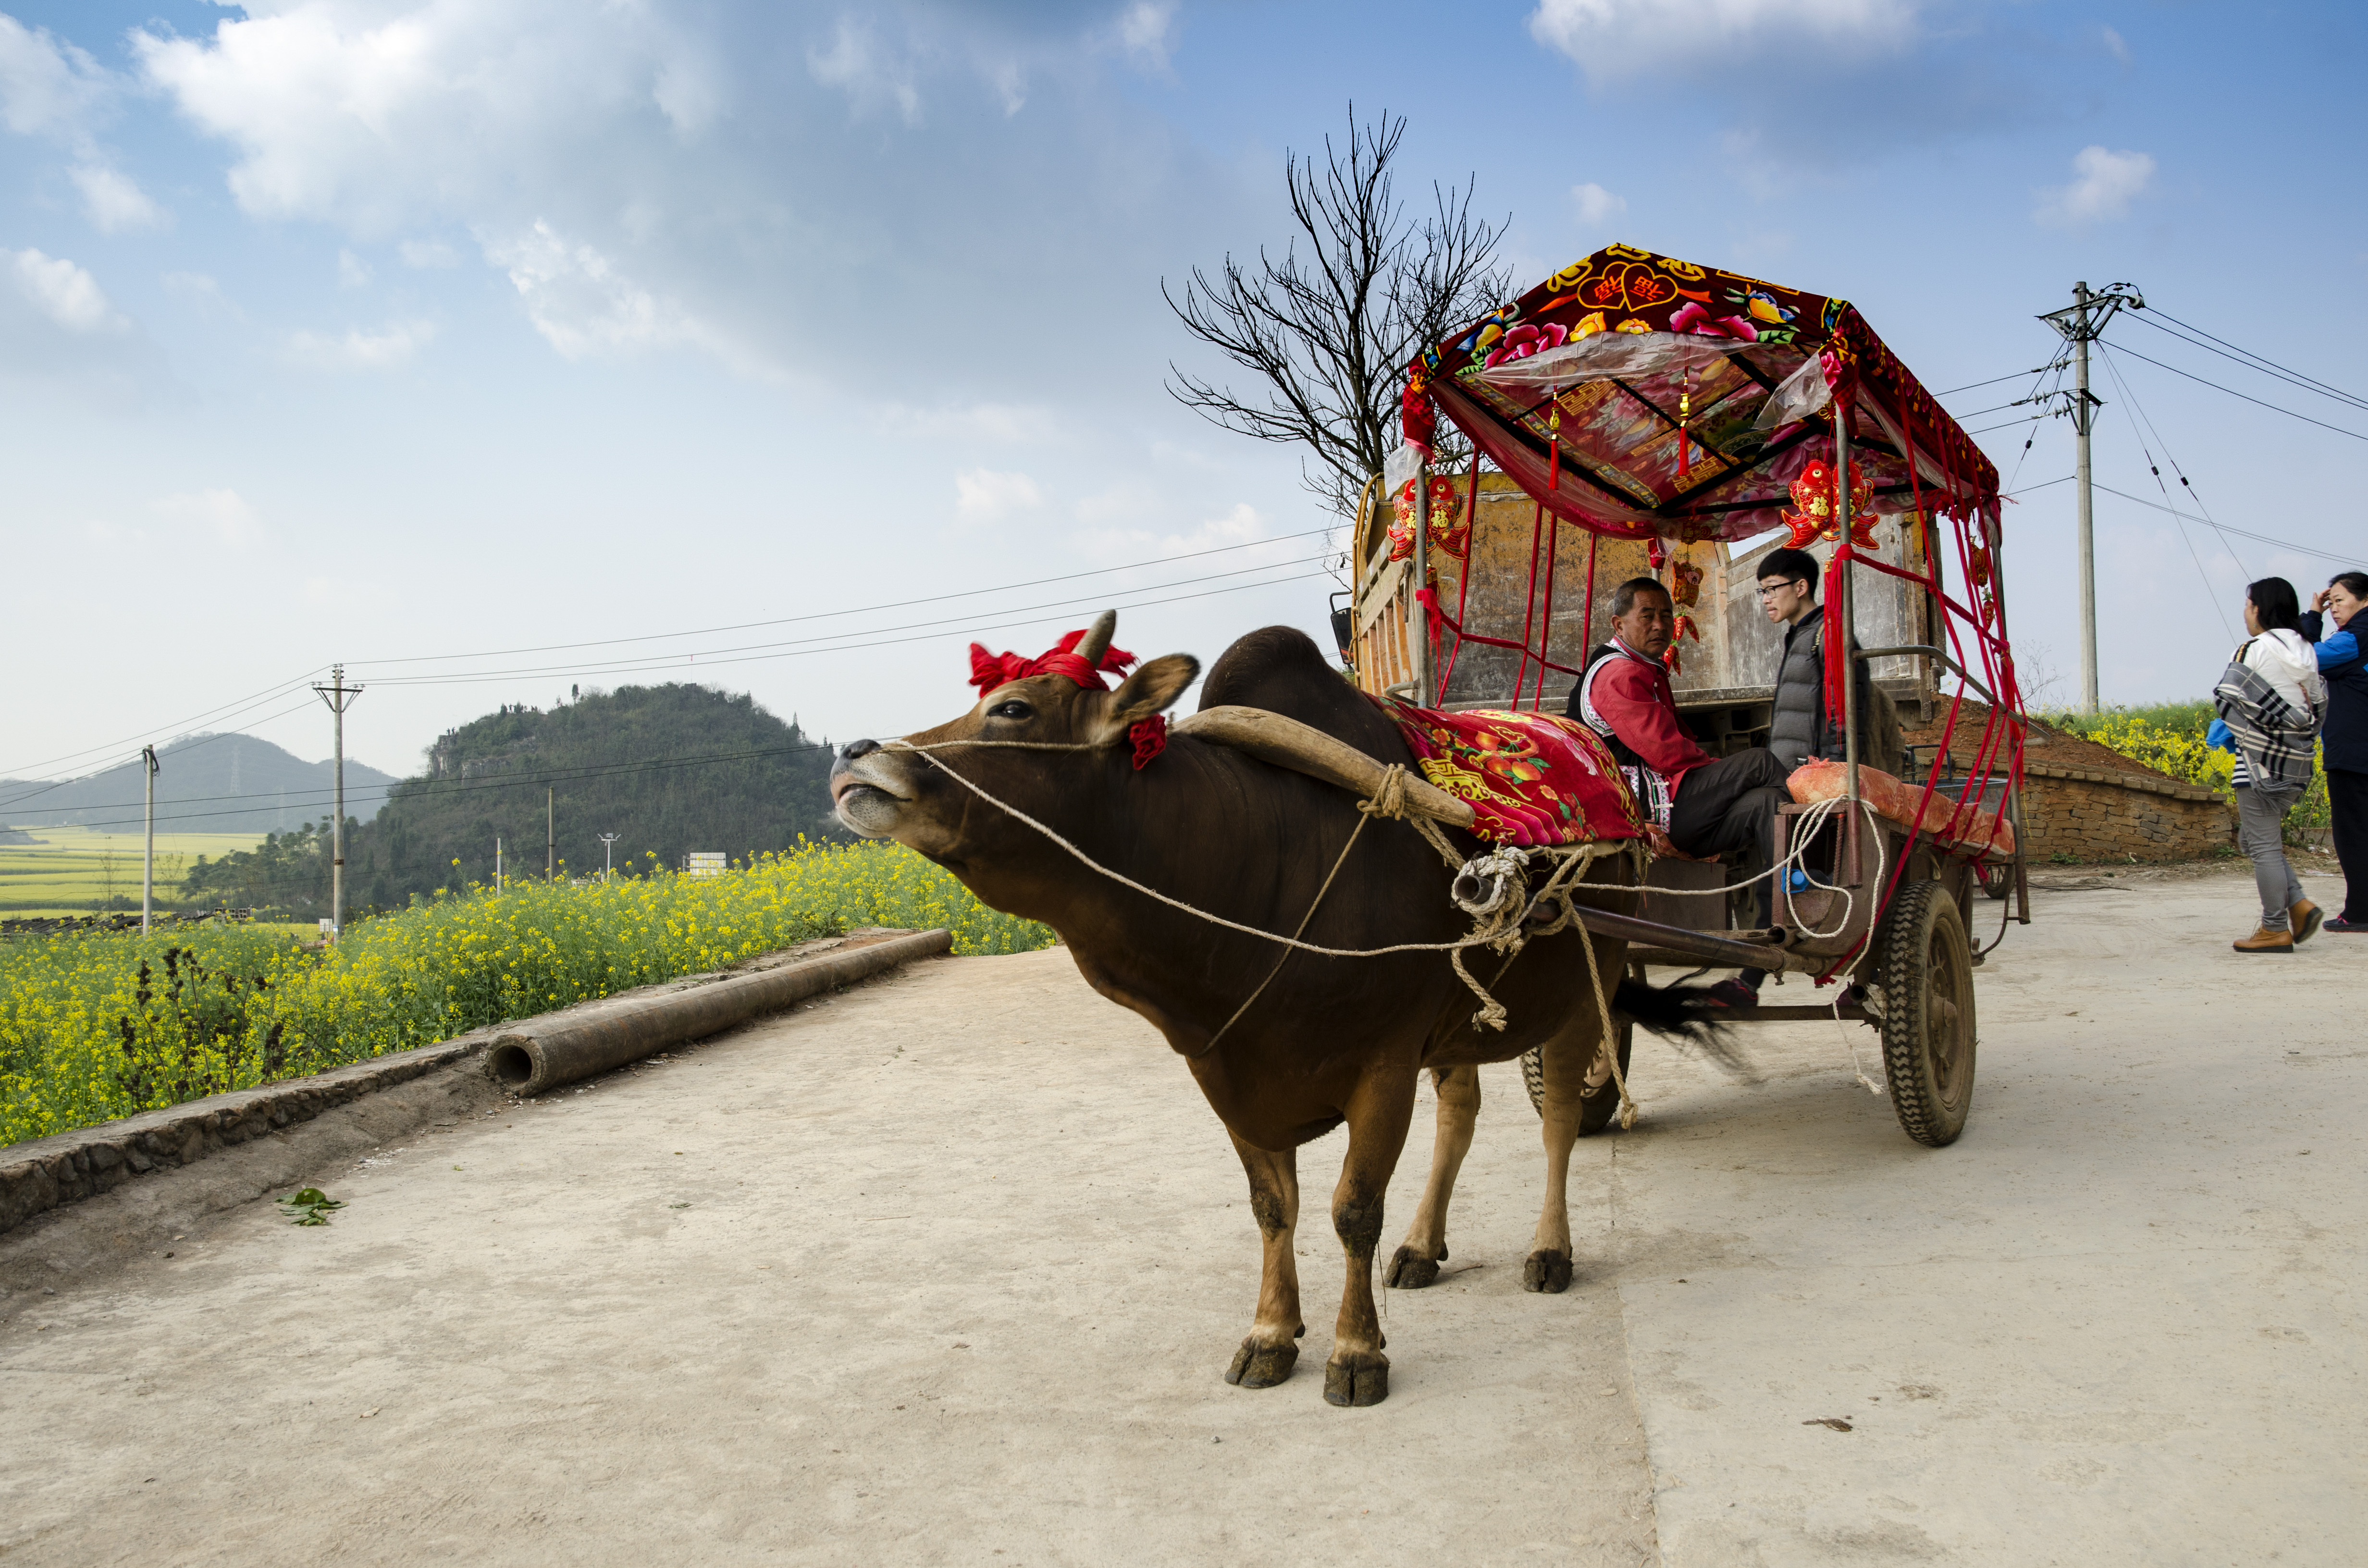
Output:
[1782, 457, 1880, 551]
[1389, 475, 1471, 561]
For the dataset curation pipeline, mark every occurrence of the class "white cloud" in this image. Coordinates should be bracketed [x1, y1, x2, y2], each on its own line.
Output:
[0, 16, 109, 139]
[2035, 146, 2155, 226]
[483, 220, 728, 362]
[71, 163, 167, 233]
[954, 468, 1043, 525]
[2100, 26, 2129, 63]
[1570, 181, 1626, 228]
[399, 238, 459, 269]
[338, 248, 373, 288]
[808, 19, 921, 125]
[5, 248, 124, 333]
[1115, 3, 1178, 72]
[1529, 0, 1922, 82]
[287, 318, 435, 370]
[154, 488, 265, 549]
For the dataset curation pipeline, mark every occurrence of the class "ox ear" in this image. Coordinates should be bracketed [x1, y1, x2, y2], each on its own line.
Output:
[1094, 653, 1200, 746]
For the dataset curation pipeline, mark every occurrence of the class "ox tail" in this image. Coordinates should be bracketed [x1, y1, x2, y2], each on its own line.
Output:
[1611, 978, 1752, 1078]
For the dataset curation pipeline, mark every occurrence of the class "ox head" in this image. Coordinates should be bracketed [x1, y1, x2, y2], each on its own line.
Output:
[830, 611, 1200, 865]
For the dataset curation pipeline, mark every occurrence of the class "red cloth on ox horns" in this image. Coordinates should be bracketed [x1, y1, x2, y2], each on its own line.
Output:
[965, 628, 1168, 770]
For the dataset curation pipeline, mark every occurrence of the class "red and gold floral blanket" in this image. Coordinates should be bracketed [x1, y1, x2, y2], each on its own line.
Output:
[1384, 701, 1644, 846]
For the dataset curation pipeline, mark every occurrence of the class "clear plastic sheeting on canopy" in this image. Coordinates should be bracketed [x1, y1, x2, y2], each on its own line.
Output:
[1403, 244, 1998, 545]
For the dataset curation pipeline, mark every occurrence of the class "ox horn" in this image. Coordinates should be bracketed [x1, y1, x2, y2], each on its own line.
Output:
[1073, 610, 1117, 667]
[1173, 705, 1477, 831]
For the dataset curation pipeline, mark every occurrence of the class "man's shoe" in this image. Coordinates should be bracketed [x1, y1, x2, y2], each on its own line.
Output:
[2291, 900, 2324, 944]
[2234, 926, 2294, 954]
[1703, 977, 1761, 1008]
[2326, 916, 2368, 933]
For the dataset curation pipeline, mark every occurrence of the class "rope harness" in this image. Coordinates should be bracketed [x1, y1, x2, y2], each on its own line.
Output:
[877, 737, 1647, 1117]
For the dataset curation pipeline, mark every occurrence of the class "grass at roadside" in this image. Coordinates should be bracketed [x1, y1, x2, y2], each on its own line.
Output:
[2044, 701, 2329, 839]
[1, 840, 1051, 1147]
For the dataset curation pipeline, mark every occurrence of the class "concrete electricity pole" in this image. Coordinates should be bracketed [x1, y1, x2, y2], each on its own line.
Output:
[598, 832, 620, 881]
[2038, 281, 2144, 713]
[546, 788, 555, 881]
[140, 745, 160, 933]
[311, 665, 363, 936]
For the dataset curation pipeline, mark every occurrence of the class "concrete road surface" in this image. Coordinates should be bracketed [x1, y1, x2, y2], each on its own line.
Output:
[1, 867, 2359, 1566]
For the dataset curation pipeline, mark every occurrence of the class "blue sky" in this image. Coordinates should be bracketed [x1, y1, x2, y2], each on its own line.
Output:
[3, 0, 2363, 788]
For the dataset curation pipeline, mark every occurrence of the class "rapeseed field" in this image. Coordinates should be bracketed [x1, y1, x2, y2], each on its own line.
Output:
[0, 841, 1050, 1146]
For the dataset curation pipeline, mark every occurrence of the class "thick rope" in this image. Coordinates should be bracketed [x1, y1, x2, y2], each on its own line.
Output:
[883, 741, 1512, 962]
[878, 738, 1635, 1033]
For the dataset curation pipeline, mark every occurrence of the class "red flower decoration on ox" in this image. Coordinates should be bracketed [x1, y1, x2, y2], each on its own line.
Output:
[1780, 458, 1880, 551]
[964, 627, 1167, 769]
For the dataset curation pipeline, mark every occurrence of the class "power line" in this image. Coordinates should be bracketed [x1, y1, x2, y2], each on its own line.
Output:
[22, 739, 845, 831]
[1934, 366, 2057, 397]
[358, 564, 1334, 688]
[353, 528, 1339, 668]
[0, 695, 329, 813]
[0, 669, 327, 787]
[2106, 341, 2368, 442]
[2129, 309, 2368, 414]
[2090, 484, 2358, 566]
[2094, 343, 2249, 586]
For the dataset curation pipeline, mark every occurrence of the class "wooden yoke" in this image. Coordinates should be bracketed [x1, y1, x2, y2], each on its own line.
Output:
[1175, 706, 1479, 833]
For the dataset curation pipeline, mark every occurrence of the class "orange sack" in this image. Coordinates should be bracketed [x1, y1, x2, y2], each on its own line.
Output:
[1785, 759, 2015, 858]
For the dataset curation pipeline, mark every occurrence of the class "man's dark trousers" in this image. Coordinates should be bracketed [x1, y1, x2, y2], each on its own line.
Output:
[1668, 748, 1793, 928]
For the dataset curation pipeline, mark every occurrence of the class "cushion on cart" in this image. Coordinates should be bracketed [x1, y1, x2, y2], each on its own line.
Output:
[1786, 759, 2016, 858]
[1383, 702, 1645, 847]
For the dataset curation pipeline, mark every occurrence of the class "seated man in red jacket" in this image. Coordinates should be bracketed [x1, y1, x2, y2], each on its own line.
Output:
[1568, 576, 1793, 1006]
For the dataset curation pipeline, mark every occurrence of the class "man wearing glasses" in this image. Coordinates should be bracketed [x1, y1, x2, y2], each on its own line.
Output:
[1758, 546, 1873, 772]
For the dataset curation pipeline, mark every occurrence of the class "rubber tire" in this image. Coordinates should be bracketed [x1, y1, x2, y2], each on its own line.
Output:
[1975, 861, 2011, 901]
[1519, 1021, 1633, 1136]
[1878, 879, 1976, 1147]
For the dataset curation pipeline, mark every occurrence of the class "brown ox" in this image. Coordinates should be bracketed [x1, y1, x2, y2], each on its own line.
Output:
[831, 614, 1708, 1406]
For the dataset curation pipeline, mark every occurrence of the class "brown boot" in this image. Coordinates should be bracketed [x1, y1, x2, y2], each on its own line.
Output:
[2291, 900, 2324, 944]
[2234, 925, 2294, 954]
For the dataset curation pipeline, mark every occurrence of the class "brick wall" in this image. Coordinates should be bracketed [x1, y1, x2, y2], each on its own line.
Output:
[2017, 762, 2232, 862]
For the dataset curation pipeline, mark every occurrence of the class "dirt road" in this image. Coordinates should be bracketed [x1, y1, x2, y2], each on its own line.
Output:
[2, 868, 2359, 1565]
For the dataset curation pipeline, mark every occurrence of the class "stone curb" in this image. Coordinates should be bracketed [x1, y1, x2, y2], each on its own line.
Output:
[0, 927, 935, 1237]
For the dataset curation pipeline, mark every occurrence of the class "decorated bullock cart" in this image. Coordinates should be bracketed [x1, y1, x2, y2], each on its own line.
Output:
[1342, 245, 2028, 1147]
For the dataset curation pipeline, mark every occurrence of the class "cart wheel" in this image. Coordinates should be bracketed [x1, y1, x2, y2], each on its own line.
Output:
[1520, 1022, 1633, 1136]
[1877, 879, 1976, 1147]
[1975, 861, 2011, 900]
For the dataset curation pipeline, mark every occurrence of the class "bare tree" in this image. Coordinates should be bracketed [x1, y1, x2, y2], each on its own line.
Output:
[1163, 108, 1511, 523]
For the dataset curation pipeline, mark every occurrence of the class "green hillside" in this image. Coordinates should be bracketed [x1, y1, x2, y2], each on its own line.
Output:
[183, 684, 843, 915]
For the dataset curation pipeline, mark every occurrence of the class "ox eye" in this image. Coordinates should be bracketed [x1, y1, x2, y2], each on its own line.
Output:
[989, 699, 1033, 721]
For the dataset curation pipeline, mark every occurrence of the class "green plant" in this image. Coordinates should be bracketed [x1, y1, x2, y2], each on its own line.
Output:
[277, 1188, 343, 1225]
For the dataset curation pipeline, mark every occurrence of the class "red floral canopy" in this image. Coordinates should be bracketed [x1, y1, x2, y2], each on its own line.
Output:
[1404, 244, 1999, 543]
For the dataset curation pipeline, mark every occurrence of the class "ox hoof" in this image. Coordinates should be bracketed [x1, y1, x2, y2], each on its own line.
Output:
[1385, 1246, 1441, 1289]
[1322, 1351, 1390, 1408]
[1522, 1249, 1574, 1294]
[1224, 1337, 1299, 1389]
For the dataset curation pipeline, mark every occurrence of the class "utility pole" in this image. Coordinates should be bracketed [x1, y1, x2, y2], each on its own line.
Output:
[598, 832, 620, 881]
[2038, 281, 2144, 712]
[311, 664, 362, 936]
[496, 837, 504, 894]
[546, 788, 555, 881]
[140, 745, 159, 933]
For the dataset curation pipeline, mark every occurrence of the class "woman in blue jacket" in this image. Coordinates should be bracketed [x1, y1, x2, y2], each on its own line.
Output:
[2299, 571, 2368, 931]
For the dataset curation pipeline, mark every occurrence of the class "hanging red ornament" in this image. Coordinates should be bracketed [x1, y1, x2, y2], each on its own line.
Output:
[1780, 458, 1880, 550]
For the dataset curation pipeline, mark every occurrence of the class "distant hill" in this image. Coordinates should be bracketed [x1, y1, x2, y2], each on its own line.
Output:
[174, 683, 835, 917]
[0, 733, 396, 836]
